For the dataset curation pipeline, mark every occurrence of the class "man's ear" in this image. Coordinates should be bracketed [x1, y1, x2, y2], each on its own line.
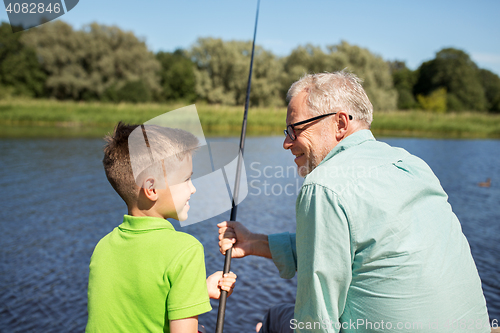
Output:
[335, 111, 350, 141]
[142, 177, 159, 201]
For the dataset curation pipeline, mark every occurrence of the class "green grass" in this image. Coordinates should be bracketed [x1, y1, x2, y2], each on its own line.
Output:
[0, 99, 287, 138]
[1, 98, 500, 139]
[372, 111, 500, 139]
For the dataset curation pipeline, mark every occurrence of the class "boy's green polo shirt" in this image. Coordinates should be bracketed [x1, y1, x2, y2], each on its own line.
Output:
[86, 215, 212, 333]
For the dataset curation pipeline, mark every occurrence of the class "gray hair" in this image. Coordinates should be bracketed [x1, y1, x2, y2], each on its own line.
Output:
[287, 70, 373, 127]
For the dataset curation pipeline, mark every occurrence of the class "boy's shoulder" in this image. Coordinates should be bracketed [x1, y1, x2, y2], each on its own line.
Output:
[93, 216, 204, 256]
[168, 229, 205, 252]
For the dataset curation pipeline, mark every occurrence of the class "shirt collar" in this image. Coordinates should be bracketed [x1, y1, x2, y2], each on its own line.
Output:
[119, 215, 175, 232]
[317, 129, 376, 167]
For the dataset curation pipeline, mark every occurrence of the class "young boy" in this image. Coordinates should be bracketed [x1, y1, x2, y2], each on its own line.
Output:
[86, 122, 236, 333]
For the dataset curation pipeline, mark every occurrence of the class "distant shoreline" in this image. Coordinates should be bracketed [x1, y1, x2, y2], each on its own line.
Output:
[1, 99, 499, 139]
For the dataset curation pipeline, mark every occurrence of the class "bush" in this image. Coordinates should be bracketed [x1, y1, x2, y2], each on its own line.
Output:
[417, 87, 447, 113]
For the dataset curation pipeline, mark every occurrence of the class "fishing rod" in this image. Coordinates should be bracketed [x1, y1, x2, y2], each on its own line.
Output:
[215, 0, 260, 332]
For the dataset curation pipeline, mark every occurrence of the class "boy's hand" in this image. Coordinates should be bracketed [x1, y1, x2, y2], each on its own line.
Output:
[206, 271, 237, 299]
[218, 221, 272, 259]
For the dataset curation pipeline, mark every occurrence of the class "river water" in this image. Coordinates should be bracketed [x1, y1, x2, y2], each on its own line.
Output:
[0, 136, 499, 332]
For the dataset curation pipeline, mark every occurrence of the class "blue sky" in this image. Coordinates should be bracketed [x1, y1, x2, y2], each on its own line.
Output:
[2, 0, 500, 75]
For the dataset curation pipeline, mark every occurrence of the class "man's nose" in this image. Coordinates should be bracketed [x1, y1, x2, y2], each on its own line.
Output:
[283, 134, 293, 150]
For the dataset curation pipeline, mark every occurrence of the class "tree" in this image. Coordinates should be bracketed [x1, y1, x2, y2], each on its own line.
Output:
[156, 49, 196, 102]
[21, 21, 161, 101]
[479, 69, 500, 113]
[281, 44, 337, 101]
[388, 60, 418, 109]
[332, 42, 397, 111]
[413, 48, 487, 111]
[0, 22, 46, 98]
[282, 41, 397, 111]
[190, 37, 283, 106]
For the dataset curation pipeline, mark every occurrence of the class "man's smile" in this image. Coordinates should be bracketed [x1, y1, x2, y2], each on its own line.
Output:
[293, 152, 305, 162]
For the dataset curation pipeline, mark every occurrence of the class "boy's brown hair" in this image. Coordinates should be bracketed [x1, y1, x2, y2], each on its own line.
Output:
[103, 121, 199, 206]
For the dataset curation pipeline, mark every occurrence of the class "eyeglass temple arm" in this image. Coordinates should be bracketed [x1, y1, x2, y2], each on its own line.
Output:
[290, 113, 334, 128]
[291, 112, 352, 128]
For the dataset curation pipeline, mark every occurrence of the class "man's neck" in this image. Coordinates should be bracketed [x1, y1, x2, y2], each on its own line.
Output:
[344, 122, 369, 138]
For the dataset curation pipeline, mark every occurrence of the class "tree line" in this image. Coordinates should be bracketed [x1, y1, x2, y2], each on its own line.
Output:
[1, 20, 499, 113]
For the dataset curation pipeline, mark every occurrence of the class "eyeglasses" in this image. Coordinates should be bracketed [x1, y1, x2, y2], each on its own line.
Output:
[284, 112, 352, 141]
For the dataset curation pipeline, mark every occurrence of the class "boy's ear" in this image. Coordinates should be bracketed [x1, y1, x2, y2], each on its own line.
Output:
[142, 177, 159, 201]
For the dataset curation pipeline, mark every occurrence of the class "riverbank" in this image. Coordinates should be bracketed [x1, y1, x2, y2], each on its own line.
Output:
[1, 99, 500, 138]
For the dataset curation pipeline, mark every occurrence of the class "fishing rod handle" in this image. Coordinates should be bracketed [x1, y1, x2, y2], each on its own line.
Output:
[215, 247, 233, 333]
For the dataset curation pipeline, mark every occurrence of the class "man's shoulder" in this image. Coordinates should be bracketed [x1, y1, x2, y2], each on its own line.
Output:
[303, 139, 415, 193]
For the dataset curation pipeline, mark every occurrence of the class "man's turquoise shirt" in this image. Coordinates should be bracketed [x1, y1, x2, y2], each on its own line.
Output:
[269, 130, 489, 332]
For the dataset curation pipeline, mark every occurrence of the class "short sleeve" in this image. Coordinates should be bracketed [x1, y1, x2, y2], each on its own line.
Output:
[166, 242, 212, 320]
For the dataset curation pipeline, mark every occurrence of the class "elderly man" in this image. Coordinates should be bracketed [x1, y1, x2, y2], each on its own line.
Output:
[218, 71, 490, 332]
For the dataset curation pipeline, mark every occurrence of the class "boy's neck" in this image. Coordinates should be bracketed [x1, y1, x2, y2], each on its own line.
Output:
[128, 206, 165, 219]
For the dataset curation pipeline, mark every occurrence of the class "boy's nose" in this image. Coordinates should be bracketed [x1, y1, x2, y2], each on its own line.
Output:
[190, 180, 196, 194]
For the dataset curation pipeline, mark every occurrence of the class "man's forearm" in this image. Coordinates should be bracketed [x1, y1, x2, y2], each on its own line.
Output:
[250, 233, 272, 259]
